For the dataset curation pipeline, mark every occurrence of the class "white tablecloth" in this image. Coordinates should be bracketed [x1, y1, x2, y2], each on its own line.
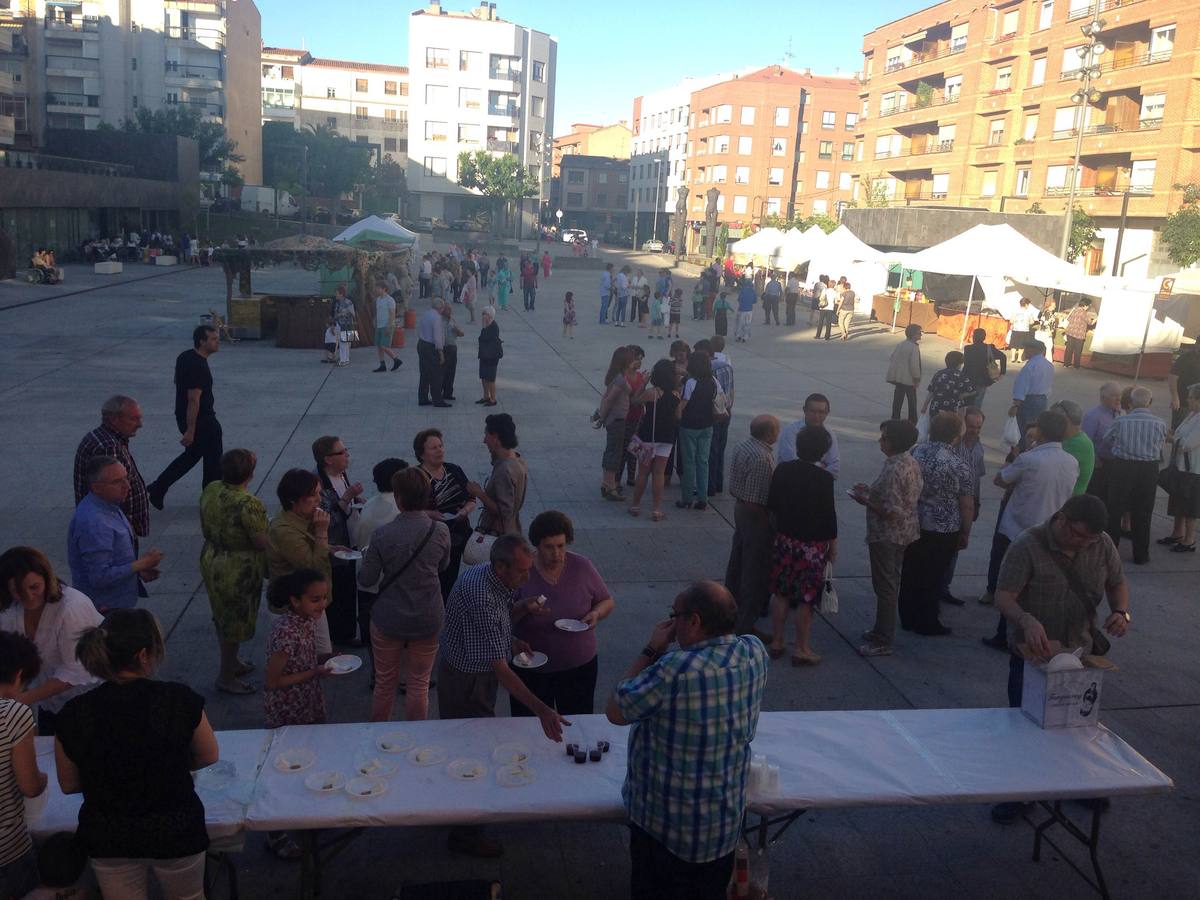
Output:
[244, 710, 1172, 832]
[28, 729, 274, 843]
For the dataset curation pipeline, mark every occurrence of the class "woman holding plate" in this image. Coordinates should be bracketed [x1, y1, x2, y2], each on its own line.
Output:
[414, 428, 476, 600]
[511, 511, 614, 716]
[312, 435, 364, 646]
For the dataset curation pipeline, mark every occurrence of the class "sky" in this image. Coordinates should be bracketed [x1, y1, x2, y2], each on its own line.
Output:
[256, 0, 902, 136]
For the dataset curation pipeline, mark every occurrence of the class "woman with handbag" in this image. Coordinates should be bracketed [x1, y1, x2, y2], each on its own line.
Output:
[463, 414, 527, 565]
[962, 327, 1006, 409]
[1159, 384, 1200, 552]
[356, 468, 450, 722]
[332, 284, 356, 368]
[477, 306, 503, 406]
[414, 429, 476, 599]
[762, 425, 837, 665]
[627, 359, 680, 522]
[597, 347, 637, 501]
[616, 345, 647, 488]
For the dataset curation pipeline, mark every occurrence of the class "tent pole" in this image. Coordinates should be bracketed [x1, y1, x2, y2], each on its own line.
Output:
[891, 267, 904, 333]
[958, 275, 978, 349]
[1134, 297, 1155, 382]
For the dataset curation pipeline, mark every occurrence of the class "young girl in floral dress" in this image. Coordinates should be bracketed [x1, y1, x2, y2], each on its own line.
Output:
[265, 569, 331, 730]
[562, 291, 577, 338]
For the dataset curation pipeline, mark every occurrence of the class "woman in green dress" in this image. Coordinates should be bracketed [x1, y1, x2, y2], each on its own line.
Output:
[493, 260, 512, 311]
[200, 449, 269, 694]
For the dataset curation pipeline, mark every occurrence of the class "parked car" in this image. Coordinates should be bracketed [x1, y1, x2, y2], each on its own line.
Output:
[603, 231, 633, 248]
[406, 217, 435, 233]
[562, 228, 588, 244]
[641, 239, 665, 253]
[311, 206, 333, 224]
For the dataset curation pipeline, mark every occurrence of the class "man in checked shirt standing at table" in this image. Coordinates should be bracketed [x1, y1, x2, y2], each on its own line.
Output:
[607, 581, 768, 900]
[1103, 386, 1168, 565]
[723, 415, 779, 637]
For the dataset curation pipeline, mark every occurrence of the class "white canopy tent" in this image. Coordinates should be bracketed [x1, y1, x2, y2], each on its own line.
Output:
[771, 226, 828, 271]
[729, 227, 786, 264]
[804, 226, 890, 314]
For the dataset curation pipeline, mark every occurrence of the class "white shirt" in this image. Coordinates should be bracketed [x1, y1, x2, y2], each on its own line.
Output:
[1010, 305, 1039, 331]
[0, 586, 103, 714]
[776, 420, 840, 478]
[997, 442, 1079, 541]
[819, 286, 839, 309]
[374, 293, 396, 327]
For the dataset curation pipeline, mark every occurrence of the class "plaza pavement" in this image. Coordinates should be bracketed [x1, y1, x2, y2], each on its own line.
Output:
[0, 248, 1196, 899]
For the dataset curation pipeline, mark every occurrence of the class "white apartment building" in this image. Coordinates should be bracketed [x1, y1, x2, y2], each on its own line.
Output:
[262, 48, 410, 164]
[629, 70, 754, 240]
[0, 0, 261, 179]
[406, 1, 555, 229]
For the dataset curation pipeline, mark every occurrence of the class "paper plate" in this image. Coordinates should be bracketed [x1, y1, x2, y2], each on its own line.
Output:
[408, 746, 448, 767]
[305, 770, 346, 794]
[274, 748, 315, 773]
[492, 743, 532, 765]
[355, 755, 398, 778]
[376, 732, 416, 754]
[512, 650, 548, 669]
[554, 619, 589, 633]
[345, 776, 388, 799]
[324, 654, 363, 675]
[446, 758, 488, 781]
[496, 763, 537, 787]
[333, 549, 363, 561]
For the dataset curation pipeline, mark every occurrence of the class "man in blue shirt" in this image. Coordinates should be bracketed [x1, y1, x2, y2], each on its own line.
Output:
[607, 581, 767, 900]
[1009, 339, 1054, 448]
[599, 263, 614, 324]
[734, 279, 757, 343]
[69, 456, 163, 612]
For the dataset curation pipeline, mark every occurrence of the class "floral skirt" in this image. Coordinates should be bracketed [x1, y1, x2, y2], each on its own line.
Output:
[770, 534, 832, 609]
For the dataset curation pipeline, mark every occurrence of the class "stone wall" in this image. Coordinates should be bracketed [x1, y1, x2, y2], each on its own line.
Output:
[841, 207, 1065, 253]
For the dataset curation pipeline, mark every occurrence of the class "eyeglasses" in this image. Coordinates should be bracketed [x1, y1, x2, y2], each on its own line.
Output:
[95, 476, 129, 485]
[329, 449, 348, 456]
[1064, 519, 1101, 544]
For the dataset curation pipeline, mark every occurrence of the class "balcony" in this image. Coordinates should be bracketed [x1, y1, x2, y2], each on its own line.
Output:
[0, 150, 134, 178]
[46, 91, 100, 111]
[879, 91, 959, 120]
[0, 115, 13, 146]
[876, 140, 955, 163]
[1044, 184, 1153, 198]
[45, 54, 100, 75]
[166, 25, 226, 50]
[1066, 0, 1150, 23]
[1051, 118, 1162, 141]
[1059, 50, 1170, 82]
[165, 1, 226, 13]
[165, 61, 223, 87]
[487, 139, 516, 152]
[381, 119, 405, 131]
[0, 70, 11, 94]
[489, 65, 522, 82]
[44, 17, 100, 36]
[487, 104, 519, 118]
[879, 41, 967, 79]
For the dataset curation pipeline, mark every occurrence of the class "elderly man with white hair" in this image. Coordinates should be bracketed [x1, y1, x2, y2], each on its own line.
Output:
[1103, 386, 1167, 564]
[1081, 382, 1122, 498]
[73, 395, 150, 540]
[417, 298, 450, 407]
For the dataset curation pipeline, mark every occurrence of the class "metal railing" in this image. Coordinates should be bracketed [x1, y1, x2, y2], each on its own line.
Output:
[164, 61, 223, 80]
[1066, 0, 1149, 23]
[1051, 117, 1162, 140]
[1044, 184, 1153, 197]
[486, 139, 515, 152]
[878, 92, 959, 118]
[874, 41, 967, 79]
[45, 54, 99, 72]
[487, 104, 519, 117]
[166, 25, 226, 45]
[44, 17, 100, 32]
[46, 92, 99, 108]
[0, 149, 134, 177]
[489, 66, 522, 81]
[876, 140, 955, 162]
[1058, 49, 1171, 81]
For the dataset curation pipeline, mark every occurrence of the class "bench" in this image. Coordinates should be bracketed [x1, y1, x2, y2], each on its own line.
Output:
[154, 254, 178, 266]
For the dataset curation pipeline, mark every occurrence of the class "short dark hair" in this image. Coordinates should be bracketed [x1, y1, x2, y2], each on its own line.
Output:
[490, 533, 533, 567]
[710, 335, 726, 352]
[905, 324, 922, 340]
[686, 351, 712, 381]
[972, 328, 987, 343]
[692, 339, 712, 356]
[276, 468, 320, 510]
[676, 581, 737, 637]
[795, 425, 832, 463]
[85, 454, 120, 484]
[929, 411, 963, 444]
[0, 630, 40, 686]
[392, 467, 431, 511]
[803, 393, 830, 412]
[220, 448, 256, 485]
[1036, 409, 1069, 443]
[1060, 494, 1107, 534]
[485, 413, 519, 449]
[372, 457, 408, 492]
[413, 427, 443, 462]
[267, 568, 327, 611]
[649, 358, 677, 391]
[945, 351, 964, 369]
[1027, 340, 1047, 357]
[880, 419, 918, 453]
[192, 324, 217, 348]
[528, 510, 574, 547]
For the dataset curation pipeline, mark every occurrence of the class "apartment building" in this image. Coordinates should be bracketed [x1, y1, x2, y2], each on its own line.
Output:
[406, 1, 555, 231]
[261, 48, 410, 164]
[558, 154, 629, 235]
[630, 71, 753, 243]
[854, 0, 1199, 278]
[682, 66, 859, 251]
[0, 0, 261, 180]
[551, 120, 629, 177]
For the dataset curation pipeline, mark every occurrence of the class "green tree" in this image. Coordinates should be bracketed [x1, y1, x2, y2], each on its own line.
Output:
[914, 81, 935, 109]
[1066, 209, 1099, 263]
[119, 105, 241, 173]
[804, 213, 839, 234]
[262, 121, 372, 219]
[1161, 184, 1200, 268]
[363, 155, 409, 217]
[457, 150, 539, 237]
[715, 223, 729, 257]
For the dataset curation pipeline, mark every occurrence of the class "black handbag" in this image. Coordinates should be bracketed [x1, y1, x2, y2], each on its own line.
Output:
[1036, 529, 1110, 656]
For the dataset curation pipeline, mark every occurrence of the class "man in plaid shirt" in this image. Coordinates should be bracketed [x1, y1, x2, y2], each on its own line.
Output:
[607, 581, 768, 899]
[72, 395, 150, 539]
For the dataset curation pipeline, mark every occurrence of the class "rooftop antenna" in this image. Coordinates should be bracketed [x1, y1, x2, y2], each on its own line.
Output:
[783, 36, 794, 68]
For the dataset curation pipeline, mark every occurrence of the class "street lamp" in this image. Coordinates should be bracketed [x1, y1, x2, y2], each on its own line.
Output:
[1058, 13, 1106, 260]
[652, 158, 664, 243]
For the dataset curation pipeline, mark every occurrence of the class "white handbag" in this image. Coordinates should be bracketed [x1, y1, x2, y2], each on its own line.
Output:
[461, 531, 497, 566]
[819, 562, 839, 615]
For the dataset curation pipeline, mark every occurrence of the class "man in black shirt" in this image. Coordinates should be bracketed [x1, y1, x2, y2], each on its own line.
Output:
[147, 325, 222, 509]
[1169, 345, 1200, 429]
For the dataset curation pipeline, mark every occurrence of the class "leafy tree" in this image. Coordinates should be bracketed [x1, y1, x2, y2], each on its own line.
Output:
[119, 105, 241, 173]
[363, 155, 409, 216]
[914, 81, 934, 109]
[1027, 202, 1046, 214]
[262, 121, 372, 218]
[1066, 209, 1099, 263]
[457, 150, 539, 236]
[715, 223, 729, 257]
[805, 213, 839, 234]
[1161, 184, 1200, 268]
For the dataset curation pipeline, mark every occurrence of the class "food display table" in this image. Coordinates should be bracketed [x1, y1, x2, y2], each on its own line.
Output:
[871, 293, 940, 331]
[935, 311, 1011, 348]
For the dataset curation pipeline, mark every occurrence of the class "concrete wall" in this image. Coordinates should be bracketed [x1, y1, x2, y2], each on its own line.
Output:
[841, 206, 1065, 253]
[224, 0, 263, 183]
[43, 129, 198, 182]
[0, 166, 183, 210]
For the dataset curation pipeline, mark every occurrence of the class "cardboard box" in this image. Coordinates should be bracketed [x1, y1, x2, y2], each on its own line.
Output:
[93, 261, 123, 275]
[1021, 661, 1103, 729]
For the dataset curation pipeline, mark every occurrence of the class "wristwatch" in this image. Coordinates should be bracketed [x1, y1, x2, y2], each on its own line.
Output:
[640, 645, 660, 661]
[1115, 610, 1131, 623]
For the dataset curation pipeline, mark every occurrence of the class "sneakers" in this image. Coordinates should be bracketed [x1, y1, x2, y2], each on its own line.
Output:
[859, 642, 893, 657]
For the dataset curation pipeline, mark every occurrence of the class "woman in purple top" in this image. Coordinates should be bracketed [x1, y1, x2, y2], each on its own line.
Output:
[511, 511, 615, 716]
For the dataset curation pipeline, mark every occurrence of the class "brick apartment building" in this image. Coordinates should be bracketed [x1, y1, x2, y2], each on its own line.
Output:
[682, 66, 859, 253]
[551, 121, 630, 177]
[853, 0, 1199, 278]
[557, 153, 629, 236]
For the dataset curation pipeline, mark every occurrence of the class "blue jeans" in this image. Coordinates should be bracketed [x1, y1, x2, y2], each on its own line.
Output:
[708, 419, 730, 495]
[679, 426, 713, 504]
[1016, 393, 1047, 449]
[615, 294, 628, 322]
[0, 849, 38, 900]
[599, 293, 611, 323]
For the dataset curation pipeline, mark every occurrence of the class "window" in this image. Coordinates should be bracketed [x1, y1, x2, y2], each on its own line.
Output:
[533, 60, 545, 81]
[458, 123, 481, 144]
[1061, 46, 1084, 76]
[1023, 113, 1038, 141]
[1130, 159, 1156, 192]
[326, 116, 337, 128]
[712, 134, 730, 153]
[566, 192, 583, 206]
[459, 50, 479, 71]
[1001, 10, 1018, 37]
[712, 165, 727, 183]
[529, 130, 543, 152]
[1054, 105, 1080, 135]
[326, 87, 337, 99]
[737, 136, 752, 155]
[937, 123, 956, 148]
[531, 95, 544, 117]
[282, 65, 295, 79]
[988, 118, 1005, 145]
[881, 91, 902, 114]
[399, 83, 409, 96]
[355, 106, 369, 121]
[356, 135, 368, 144]
[384, 80, 397, 95]
[811, 199, 827, 215]
[131, 57, 137, 70]
[774, 106, 789, 126]
[714, 104, 732, 124]
[874, 134, 901, 158]
[1151, 25, 1176, 60]
[424, 156, 447, 176]
[771, 137, 786, 156]
[596, 192, 607, 205]
[567, 170, 584, 184]
[981, 171, 998, 196]
[845, 112, 858, 131]
[798, 150, 806, 163]
[732, 195, 748, 214]
[1015, 168, 1031, 196]
[355, 78, 368, 92]
[425, 121, 447, 141]
[740, 106, 755, 125]
[768, 168, 784, 186]
[995, 66, 1011, 91]
[460, 87, 481, 110]
[1030, 57, 1046, 87]
[951, 23, 968, 52]
[1046, 164, 1070, 191]
[1140, 93, 1165, 124]
[1039, 1, 1054, 30]
[819, 140, 833, 159]
[765, 198, 782, 215]
[815, 170, 831, 189]
[715, 194, 725, 213]
[385, 137, 397, 152]
[822, 110, 836, 129]
[597, 172, 609, 184]
[841, 142, 854, 161]
[945, 76, 963, 100]
[856, 142, 864, 161]
[838, 172, 852, 190]
[734, 166, 750, 184]
[384, 109, 404, 125]
[426, 84, 447, 104]
[426, 47, 449, 69]
[932, 172, 950, 198]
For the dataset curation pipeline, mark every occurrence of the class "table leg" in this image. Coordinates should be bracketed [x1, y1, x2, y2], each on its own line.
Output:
[1032, 800, 1109, 900]
[742, 810, 806, 850]
[300, 831, 317, 900]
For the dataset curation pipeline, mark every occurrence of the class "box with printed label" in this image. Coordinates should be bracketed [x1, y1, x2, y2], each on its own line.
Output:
[1021, 661, 1103, 729]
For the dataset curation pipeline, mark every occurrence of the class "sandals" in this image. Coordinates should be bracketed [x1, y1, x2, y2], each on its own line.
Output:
[1156, 535, 1182, 546]
[235, 659, 255, 676]
[859, 642, 893, 657]
[215, 678, 255, 695]
[1170, 542, 1197, 553]
[791, 652, 822, 666]
[650, 510, 667, 522]
[601, 486, 625, 501]
[627, 506, 641, 517]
